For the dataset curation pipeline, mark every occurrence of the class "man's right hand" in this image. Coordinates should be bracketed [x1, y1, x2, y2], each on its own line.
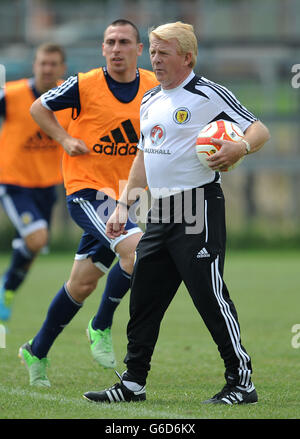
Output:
[106, 205, 129, 239]
[62, 137, 89, 156]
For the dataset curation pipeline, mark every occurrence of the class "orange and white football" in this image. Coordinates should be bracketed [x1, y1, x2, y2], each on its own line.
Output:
[195, 120, 245, 171]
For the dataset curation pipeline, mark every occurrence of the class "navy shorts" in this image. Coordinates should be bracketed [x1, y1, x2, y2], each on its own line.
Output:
[67, 188, 142, 272]
[0, 184, 57, 238]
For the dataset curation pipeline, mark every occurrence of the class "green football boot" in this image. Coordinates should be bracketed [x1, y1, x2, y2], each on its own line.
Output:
[86, 319, 117, 368]
[18, 340, 51, 387]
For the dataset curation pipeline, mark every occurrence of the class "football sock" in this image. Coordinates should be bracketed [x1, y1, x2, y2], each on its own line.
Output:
[31, 284, 82, 359]
[123, 380, 145, 392]
[121, 370, 146, 387]
[237, 383, 254, 391]
[92, 262, 131, 331]
[3, 242, 35, 291]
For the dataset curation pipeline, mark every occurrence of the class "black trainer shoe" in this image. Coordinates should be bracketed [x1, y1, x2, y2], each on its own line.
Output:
[202, 382, 258, 405]
[83, 371, 146, 403]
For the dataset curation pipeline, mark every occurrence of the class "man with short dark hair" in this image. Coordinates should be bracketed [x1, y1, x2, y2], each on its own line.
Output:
[0, 43, 70, 322]
[18, 19, 158, 387]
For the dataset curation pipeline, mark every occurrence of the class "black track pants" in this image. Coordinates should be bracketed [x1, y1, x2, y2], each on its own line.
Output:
[124, 183, 252, 387]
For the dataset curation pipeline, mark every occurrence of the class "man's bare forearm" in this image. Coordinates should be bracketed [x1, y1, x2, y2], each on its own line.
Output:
[243, 120, 271, 154]
[118, 150, 147, 206]
[30, 98, 70, 144]
[30, 98, 89, 156]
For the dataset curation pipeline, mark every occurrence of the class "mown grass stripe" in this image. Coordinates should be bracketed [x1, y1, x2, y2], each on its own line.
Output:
[0, 385, 186, 419]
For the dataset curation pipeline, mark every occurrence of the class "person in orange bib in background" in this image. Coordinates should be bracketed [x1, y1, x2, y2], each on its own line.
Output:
[0, 43, 71, 322]
[18, 19, 159, 387]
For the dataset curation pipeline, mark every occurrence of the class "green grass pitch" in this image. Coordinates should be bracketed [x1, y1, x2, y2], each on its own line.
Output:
[0, 250, 299, 419]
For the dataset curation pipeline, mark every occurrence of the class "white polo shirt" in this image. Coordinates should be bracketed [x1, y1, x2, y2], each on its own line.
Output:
[138, 71, 257, 198]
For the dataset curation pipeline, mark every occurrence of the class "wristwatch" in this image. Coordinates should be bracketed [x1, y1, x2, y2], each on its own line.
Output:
[241, 139, 251, 155]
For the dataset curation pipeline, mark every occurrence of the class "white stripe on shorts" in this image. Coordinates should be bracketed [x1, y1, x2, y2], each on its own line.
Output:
[74, 198, 112, 245]
[74, 253, 109, 273]
[211, 256, 251, 386]
[74, 197, 142, 253]
[110, 227, 142, 252]
[0, 189, 48, 237]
